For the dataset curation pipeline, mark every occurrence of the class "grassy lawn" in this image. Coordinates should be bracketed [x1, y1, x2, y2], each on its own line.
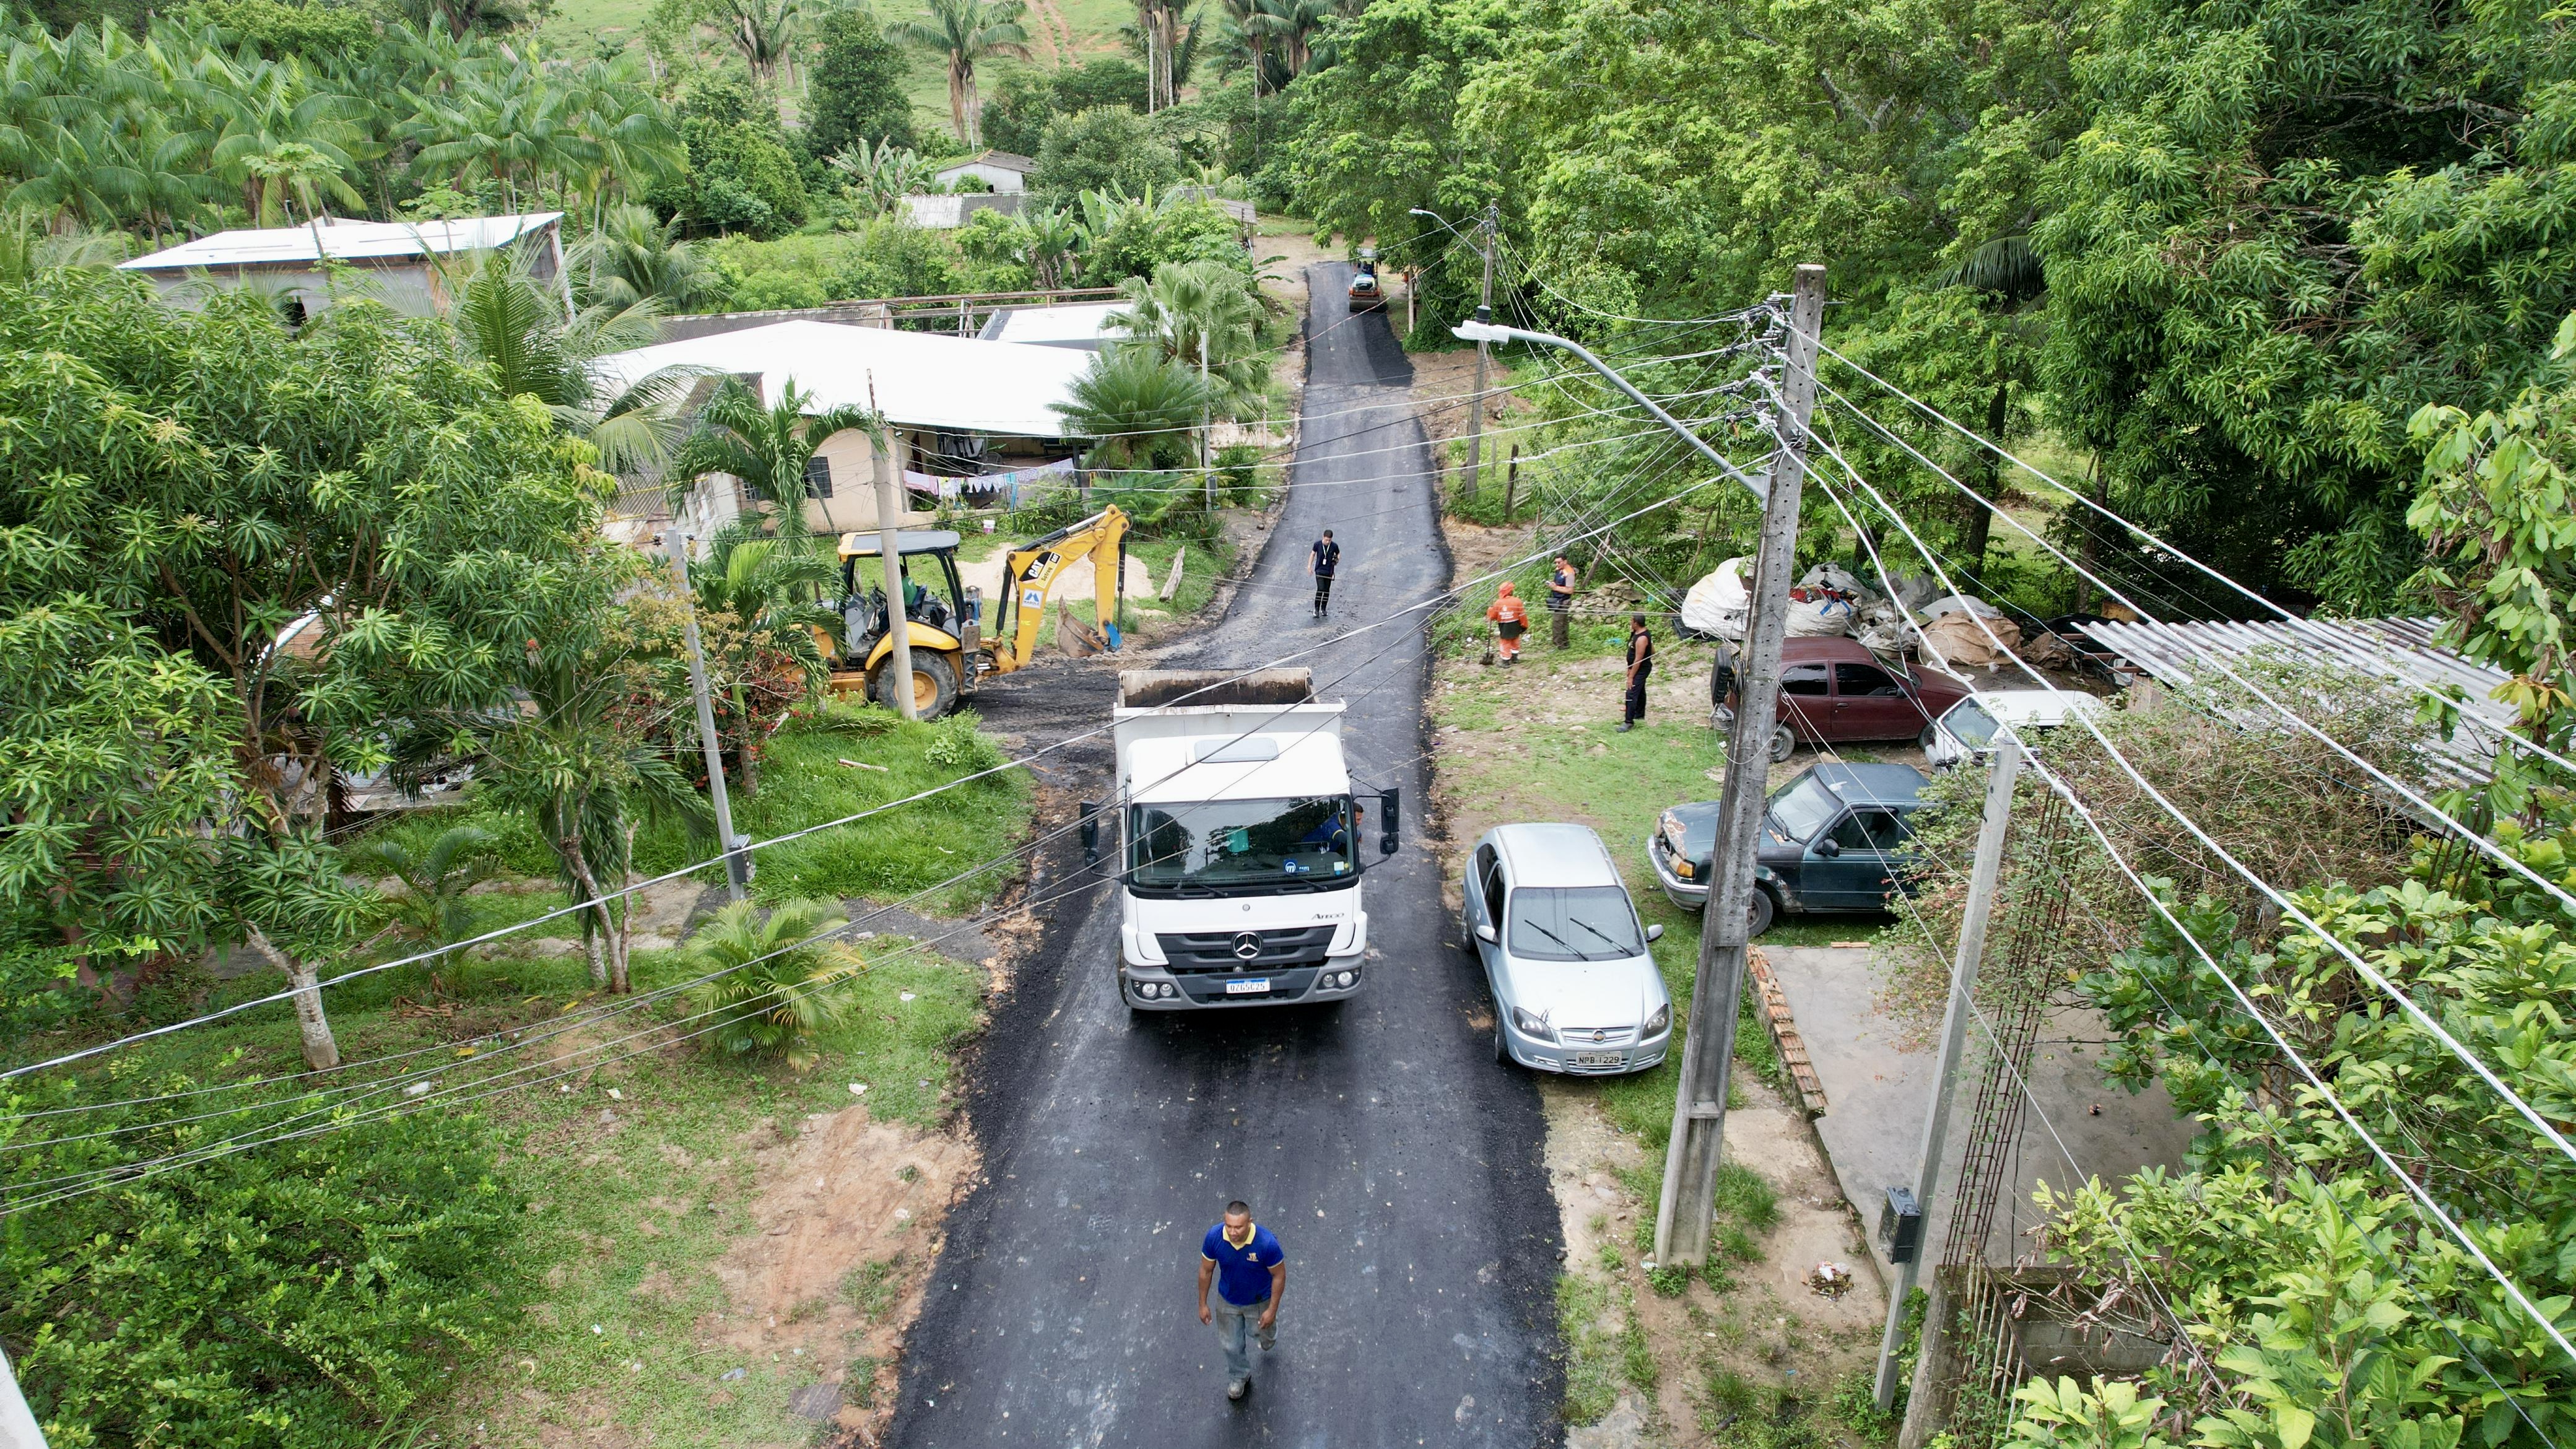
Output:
[366, 706, 1033, 917]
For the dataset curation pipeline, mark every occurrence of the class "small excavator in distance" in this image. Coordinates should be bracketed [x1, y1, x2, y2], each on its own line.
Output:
[822, 504, 1133, 719]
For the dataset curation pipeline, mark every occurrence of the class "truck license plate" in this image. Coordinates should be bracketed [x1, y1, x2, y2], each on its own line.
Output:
[1224, 978, 1270, 995]
[1570, 1051, 1625, 1068]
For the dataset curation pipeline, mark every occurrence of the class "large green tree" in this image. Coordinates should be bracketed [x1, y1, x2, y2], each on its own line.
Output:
[2036, 0, 2576, 609]
[0, 269, 617, 1063]
[804, 2, 918, 159]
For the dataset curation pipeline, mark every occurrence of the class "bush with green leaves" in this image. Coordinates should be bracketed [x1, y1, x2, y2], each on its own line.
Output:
[1, 1098, 523, 1448]
[925, 713, 1006, 773]
[690, 897, 863, 1069]
[1032, 107, 1185, 207]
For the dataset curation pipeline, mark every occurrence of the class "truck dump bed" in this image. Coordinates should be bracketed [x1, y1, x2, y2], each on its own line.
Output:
[1115, 669, 1314, 710]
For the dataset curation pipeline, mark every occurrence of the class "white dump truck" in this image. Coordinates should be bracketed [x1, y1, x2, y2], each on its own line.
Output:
[1090, 669, 1399, 1012]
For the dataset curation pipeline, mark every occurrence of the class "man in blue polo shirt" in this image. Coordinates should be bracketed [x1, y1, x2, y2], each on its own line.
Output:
[1196, 1199, 1286, 1400]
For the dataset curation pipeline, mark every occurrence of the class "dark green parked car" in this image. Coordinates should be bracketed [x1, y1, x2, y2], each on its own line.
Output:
[1644, 763, 1929, 934]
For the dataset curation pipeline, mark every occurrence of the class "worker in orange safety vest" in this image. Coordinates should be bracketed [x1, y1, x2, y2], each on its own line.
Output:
[1486, 581, 1531, 664]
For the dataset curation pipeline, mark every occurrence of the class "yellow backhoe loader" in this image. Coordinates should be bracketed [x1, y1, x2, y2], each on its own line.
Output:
[822, 505, 1132, 719]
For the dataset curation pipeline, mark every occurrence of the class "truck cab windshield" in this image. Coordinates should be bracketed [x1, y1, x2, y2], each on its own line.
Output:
[1128, 796, 1359, 893]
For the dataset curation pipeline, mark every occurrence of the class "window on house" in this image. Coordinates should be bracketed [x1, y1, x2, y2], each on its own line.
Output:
[804, 455, 832, 498]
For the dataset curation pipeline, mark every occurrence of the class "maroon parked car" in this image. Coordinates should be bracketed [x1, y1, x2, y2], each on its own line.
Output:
[1730, 637, 1969, 762]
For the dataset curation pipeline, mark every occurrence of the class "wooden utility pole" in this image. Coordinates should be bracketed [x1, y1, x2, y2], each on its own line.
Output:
[868, 414, 920, 721]
[1652, 264, 1827, 1266]
[1883, 736, 2023, 1432]
[1464, 201, 1497, 501]
[663, 529, 749, 901]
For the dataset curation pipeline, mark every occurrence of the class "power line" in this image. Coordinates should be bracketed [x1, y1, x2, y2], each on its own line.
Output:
[1796, 437, 2576, 1368]
[8, 462, 1743, 1090]
[1795, 324, 2576, 783]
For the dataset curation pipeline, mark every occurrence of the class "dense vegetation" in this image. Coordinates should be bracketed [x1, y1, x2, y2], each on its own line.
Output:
[1271, 0, 2576, 616]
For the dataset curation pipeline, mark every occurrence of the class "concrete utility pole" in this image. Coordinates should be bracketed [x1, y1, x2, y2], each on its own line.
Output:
[1651, 263, 1828, 1266]
[1879, 734, 2023, 1422]
[1201, 331, 1214, 510]
[868, 414, 920, 721]
[661, 529, 749, 901]
[1464, 201, 1498, 499]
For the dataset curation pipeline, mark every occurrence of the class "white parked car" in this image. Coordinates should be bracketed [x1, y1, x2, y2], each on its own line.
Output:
[1921, 689, 2107, 768]
[1463, 824, 1671, 1075]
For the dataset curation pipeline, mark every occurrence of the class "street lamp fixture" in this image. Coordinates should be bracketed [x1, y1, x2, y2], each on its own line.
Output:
[1451, 312, 1766, 502]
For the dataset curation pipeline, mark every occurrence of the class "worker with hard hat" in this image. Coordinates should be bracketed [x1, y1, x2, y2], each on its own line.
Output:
[1486, 581, 1530, 664]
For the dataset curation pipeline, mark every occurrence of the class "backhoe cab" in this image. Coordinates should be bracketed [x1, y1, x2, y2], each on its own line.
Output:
[824, 505, 1131, 720]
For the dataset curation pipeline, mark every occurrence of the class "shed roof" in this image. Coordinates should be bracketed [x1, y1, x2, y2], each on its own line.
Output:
[938, 150, 1035, 174]
[978, 302, 1129, 349]
[595, 320, 1095, 439]
[121, 212, 562, 271]
[2073, 616, 2511, 783]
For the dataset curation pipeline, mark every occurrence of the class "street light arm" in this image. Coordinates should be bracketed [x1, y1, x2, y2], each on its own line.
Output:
[1455, 317, 1767, 501]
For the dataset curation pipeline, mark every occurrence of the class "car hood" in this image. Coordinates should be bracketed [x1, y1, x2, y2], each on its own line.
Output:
[1663, 799, 1722, 859]
[1503, 955, 1668, 1031]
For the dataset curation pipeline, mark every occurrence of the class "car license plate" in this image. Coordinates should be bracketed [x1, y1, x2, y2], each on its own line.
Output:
[1570, 1051, 1625, 1068]
[1224, 978, 1270, 995]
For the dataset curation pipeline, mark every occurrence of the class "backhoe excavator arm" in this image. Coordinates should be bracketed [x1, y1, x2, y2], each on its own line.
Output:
[993, 505, 1131, 672]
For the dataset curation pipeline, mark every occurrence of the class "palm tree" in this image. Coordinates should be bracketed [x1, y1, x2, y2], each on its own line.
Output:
[474, 659, 712, 993]
[689, 526, 839, 791]
[1053, 348, 1214, 469]
[573, 202, 722, 311]
[1253, 0, 1331, 76]
[1108, 258, 1266, 414]
[707, 0, 807, 87]
[689, 898, 863, 1069]
[673, 378, 879, 537]
[889, 0, 1032, 147]
[346, 824, 496, 992]
[441, 245, 706, 474]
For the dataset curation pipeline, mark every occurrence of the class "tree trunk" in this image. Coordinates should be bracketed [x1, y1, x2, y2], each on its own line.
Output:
[246, 924, 341, 1071]
[730, 683, 759, 794]
[1957, 383, 2009, 575]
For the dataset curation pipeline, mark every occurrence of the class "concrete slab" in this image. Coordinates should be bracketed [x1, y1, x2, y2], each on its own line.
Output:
[1762, 945, 2198, 1280]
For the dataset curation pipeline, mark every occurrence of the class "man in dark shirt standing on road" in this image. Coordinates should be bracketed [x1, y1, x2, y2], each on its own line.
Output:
[1198, 1200, 1287, 1401]
[1308, 529, 1340, 618]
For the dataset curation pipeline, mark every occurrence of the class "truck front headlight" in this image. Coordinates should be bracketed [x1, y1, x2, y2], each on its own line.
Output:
[1510, 1006, 1556, 1043]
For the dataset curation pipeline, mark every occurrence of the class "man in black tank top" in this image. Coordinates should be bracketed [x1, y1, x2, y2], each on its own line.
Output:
[1620, 612, 1654, 731]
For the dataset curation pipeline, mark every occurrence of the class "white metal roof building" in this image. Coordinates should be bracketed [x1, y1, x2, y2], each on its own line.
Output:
[119, 212, 566, 315]
[2074, 616, 2513, 784]
[596, 318, 1095, 440]
[976, 301, 1129, 351]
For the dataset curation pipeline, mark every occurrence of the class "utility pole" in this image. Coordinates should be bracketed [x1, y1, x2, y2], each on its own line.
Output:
[1879, 734, 2024, 1421]
[662, 529, 749, 902]
[868, 410, 920, 721]
[1201, 330, 1214, 510]
[1464, 201, 1497, 501]
[1651, 263, 1827, 1267]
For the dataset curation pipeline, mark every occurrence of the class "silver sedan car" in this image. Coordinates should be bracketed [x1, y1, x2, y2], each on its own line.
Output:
[1463, 823, 1671, 1074]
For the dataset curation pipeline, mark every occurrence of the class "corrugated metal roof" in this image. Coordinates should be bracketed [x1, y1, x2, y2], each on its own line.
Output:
[120, 212, 562, 270]
[2074, 616, 2512, 784]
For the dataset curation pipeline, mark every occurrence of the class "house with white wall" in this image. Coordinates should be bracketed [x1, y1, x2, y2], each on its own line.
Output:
[118, 213, 566, 318]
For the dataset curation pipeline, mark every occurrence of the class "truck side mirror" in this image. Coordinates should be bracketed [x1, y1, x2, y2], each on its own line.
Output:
[1378, 788, 1401, 856]
[1079, 801, 1102, 866]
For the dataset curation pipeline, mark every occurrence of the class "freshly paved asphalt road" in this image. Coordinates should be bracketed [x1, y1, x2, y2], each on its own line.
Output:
[887, 266, 1565, 1447]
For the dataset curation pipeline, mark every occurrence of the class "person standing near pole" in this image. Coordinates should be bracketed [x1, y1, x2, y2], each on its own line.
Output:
[1196, 1200, 1286, 1401]
[1307, 529, 1340, 619]
[1485, 581, 1530, 664]
[1547, 555, 1577, 648]
[1708, 635, 1739, 729]
[1619, 612, 1655, 732]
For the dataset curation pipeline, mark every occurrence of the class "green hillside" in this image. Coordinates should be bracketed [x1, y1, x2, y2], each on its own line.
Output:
[535, 0, 1155, 150]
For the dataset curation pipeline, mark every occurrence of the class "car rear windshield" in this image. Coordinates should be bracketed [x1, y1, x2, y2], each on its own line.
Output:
[1508, 886, 1645, 962]
[1944, 700, 2000, 747]
[1764, 776, 1842, 845]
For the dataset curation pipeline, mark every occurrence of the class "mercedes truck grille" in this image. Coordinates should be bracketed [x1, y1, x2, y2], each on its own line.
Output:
[1153, 925, 1338, 973]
